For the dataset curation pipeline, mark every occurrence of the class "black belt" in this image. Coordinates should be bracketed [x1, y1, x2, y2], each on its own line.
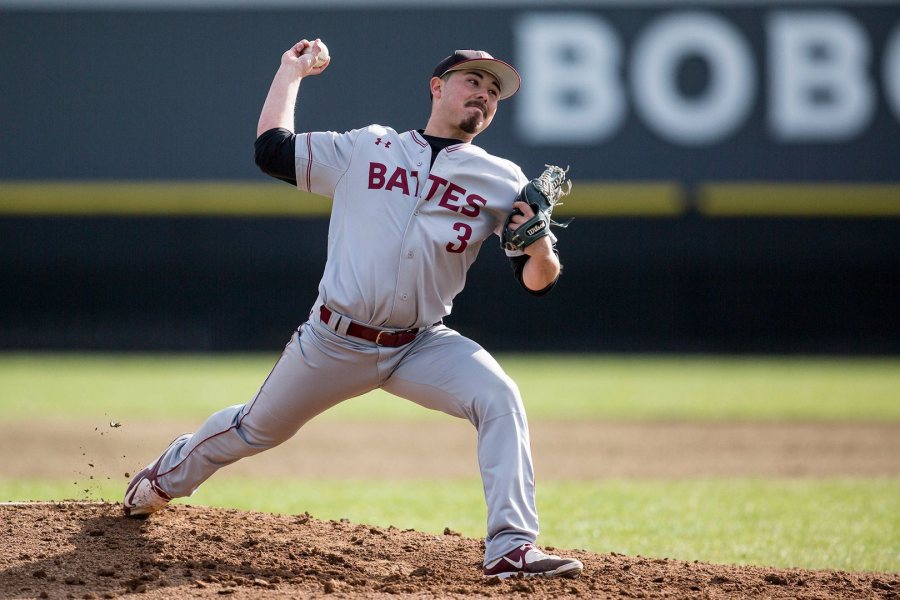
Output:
[319, 305, 421, 348]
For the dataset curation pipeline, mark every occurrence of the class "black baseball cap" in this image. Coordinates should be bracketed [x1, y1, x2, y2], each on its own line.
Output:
[432, 50, 521, 100]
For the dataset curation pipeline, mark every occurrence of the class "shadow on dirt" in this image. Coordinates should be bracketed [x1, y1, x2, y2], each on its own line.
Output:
[0, 502, 317, 598]
[0, 504, 178, 598]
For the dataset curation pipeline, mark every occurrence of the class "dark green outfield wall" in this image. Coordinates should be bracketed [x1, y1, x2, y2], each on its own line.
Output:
[1, 4, 898, 352]
[2, 216, 897, 353]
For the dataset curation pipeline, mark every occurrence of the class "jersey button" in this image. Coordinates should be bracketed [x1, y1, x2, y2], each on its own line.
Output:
[414, 210, 420, 216]
[406, 251, 414, 258]
[401, 294, 409, 300]
[416, 161, 422, 166]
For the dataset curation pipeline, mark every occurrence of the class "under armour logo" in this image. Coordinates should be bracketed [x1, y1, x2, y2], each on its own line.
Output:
[375, 137, 392, 148]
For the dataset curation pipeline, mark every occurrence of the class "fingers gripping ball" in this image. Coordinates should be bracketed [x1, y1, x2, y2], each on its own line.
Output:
[502, 165, 572, 252]
[302, 40, 330, 67]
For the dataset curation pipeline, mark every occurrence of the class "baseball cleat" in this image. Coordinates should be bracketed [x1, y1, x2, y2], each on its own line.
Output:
[122, 433, 191, 518]
[483, 543, 584, 579]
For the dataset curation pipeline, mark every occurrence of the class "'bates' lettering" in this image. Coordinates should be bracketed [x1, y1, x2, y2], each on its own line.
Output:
[368, 162, 419, 196]
[368, 162, 486, 218]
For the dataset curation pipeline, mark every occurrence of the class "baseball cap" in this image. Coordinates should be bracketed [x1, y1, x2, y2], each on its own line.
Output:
[432, 50, 521, 100]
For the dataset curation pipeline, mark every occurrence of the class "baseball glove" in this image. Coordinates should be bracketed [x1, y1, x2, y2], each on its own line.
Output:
[502, 165, 572, 252]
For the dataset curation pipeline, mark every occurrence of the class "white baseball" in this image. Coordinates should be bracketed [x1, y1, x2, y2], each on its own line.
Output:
[305, 41, 329, 68]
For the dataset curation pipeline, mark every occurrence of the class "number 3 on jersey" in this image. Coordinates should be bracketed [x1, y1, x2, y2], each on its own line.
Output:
[446, 222, 472, 253]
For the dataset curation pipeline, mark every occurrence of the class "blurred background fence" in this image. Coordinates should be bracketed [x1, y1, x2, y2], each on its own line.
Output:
[1, 0, 898, 353]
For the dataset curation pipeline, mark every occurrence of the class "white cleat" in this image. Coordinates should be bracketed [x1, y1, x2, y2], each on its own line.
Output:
[122, 433, 191, 518]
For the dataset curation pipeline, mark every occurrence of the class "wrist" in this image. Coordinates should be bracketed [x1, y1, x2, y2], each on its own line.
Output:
[523, 236, 555, 258]
[276, 61, 305, 82]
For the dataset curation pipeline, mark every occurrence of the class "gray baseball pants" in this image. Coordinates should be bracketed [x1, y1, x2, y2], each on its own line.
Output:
[151, 308, 539, 564]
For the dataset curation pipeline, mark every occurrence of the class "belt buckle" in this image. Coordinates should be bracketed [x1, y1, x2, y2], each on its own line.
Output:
[375, 330, 389, 346]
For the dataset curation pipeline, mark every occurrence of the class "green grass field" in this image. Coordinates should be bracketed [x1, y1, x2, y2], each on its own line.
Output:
[1, 353, 898, 573]
[3, 353, 899, 422]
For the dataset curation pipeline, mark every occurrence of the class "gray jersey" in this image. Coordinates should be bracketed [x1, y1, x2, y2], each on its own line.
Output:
[295, 125, 529, 329]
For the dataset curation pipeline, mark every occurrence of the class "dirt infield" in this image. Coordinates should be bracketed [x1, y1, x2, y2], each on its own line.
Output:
[3, 420, 899, 481]
[2, 502, 898, 600]
[2, 421, 898, 598]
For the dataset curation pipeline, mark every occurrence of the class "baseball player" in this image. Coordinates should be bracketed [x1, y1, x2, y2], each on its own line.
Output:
[123, 39, 582, 580]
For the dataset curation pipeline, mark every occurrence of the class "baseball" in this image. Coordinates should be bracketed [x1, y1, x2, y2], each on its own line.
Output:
[304, 41, 329, 68]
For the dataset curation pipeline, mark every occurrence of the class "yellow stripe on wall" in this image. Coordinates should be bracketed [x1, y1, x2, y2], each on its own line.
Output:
[1, 181, 897, 218]
[699, 183, 900, 217]
[0, 181, 332, 216]
[562, 183, 685, 217]
[0, 180, 686, 217]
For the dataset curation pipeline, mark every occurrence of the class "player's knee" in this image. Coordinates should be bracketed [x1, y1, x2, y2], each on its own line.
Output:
[234, 416, 296, 449]
[472, 375, 524, 423]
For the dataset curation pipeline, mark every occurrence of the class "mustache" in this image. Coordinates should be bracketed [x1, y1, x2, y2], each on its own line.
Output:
[465, 100, 487, 118]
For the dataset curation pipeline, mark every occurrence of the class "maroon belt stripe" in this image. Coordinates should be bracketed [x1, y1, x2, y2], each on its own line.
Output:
[319, 306, 419, 347]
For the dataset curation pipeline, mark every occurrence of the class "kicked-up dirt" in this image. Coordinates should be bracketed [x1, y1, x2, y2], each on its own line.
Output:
[1, 502, 897, 599]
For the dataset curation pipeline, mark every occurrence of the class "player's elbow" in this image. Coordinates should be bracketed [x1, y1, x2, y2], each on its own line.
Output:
[254, 129, 280, 171]
[522, 270, 559, 296]
[520, 248, 561, 295]
[253, 137, 265, 171]
[254, 128, 298, 184]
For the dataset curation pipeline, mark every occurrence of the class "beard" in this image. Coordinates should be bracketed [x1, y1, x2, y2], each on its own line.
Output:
[459, 113, 483, 135]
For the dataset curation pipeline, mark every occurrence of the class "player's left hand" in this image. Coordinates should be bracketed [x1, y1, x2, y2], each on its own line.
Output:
[506, 200, 534, 231]
[506, 202, 553, 257]
[501, 165, 571, 254]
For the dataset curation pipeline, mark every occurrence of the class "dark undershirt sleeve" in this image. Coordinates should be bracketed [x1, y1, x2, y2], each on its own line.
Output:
[509, 249, 560, 296]
[254, 127, 298, 186]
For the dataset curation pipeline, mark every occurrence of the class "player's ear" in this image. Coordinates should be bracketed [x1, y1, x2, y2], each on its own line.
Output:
[429, 76, 443, 99]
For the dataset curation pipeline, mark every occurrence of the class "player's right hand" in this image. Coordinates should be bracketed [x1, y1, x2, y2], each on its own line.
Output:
[282, 39, 330, 78]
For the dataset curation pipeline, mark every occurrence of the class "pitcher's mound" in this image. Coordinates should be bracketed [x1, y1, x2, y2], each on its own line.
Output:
[1, 502, 896, 599]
